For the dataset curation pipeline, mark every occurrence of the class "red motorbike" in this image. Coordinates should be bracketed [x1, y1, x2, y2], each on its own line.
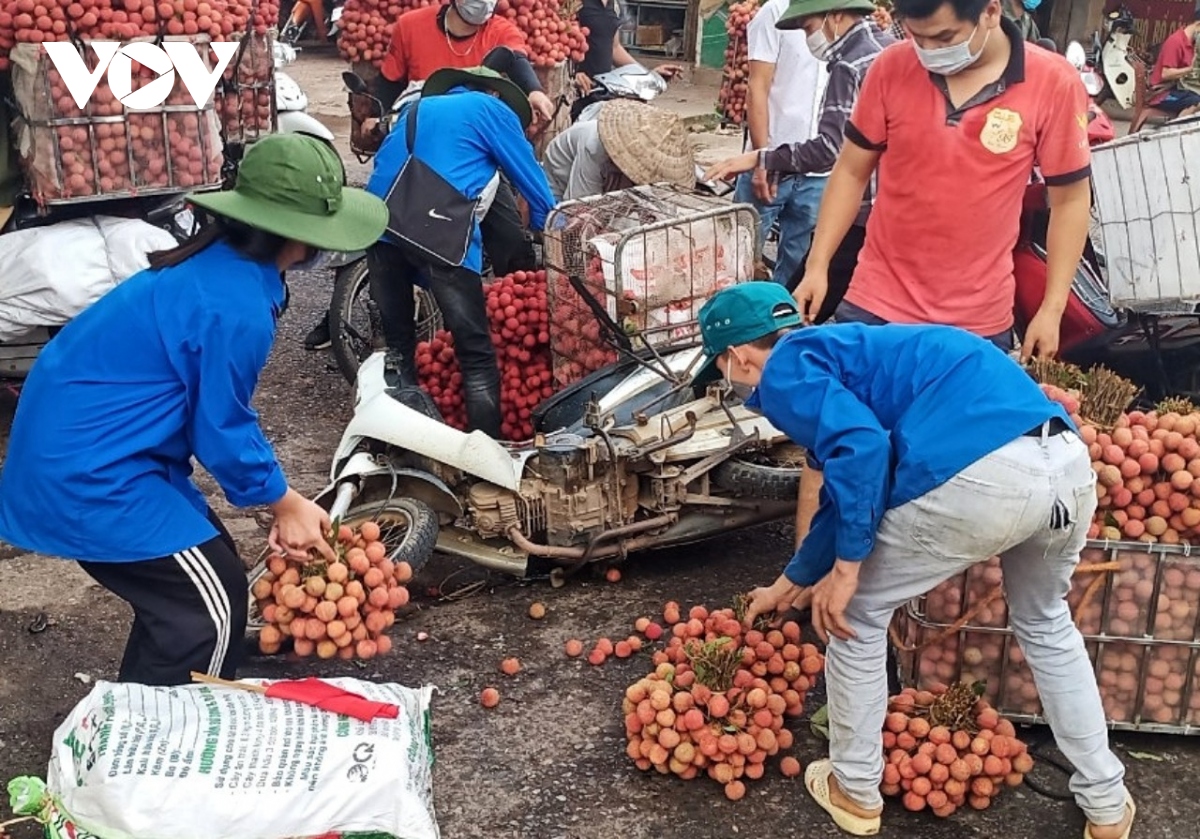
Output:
[1012, 99, 1200, 401]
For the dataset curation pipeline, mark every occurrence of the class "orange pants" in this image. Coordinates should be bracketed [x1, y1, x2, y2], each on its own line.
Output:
[289, 0, 327, 39]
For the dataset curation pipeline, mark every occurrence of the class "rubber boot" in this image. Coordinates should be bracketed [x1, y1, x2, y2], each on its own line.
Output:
[384, 348, 442, 422]
[462, 380, 503, 439]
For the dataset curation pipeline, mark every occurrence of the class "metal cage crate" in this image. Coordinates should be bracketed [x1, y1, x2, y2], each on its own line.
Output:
[214, 32, 278, 147]
[10, 38, 226, 206]
[542, 185, 759, 388]
[891, 540, 1200, 735]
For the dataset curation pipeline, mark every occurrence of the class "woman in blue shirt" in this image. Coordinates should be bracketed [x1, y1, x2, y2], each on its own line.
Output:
[0, 134, 388, 687]
[696, 282, 1133, 839]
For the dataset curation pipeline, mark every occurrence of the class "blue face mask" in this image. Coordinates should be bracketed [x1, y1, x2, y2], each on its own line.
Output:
[1022, 0, 1041, 9]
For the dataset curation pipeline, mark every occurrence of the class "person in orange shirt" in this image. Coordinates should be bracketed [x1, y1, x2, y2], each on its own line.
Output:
[370, 0, 554, 122]
[785, 0, 1097, 619]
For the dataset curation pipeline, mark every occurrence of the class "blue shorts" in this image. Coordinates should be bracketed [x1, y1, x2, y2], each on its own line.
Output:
[1156, 88, 1200, 114]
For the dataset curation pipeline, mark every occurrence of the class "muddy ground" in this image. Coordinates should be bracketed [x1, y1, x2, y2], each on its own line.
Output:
[1, 48, 1198, 839]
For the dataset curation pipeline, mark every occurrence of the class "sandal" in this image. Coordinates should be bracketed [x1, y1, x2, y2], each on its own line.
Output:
[804, 759, 882, 837]
[1083, 793, 1136, 839]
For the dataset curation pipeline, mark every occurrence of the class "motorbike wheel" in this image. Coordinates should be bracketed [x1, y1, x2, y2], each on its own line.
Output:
[329, 258, 442, 386]
[712, 449, 804, 502]
[245, 497, 439, 632]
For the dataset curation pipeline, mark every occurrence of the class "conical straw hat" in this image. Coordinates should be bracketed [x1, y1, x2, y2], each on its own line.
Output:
[597, 99, 696, 189]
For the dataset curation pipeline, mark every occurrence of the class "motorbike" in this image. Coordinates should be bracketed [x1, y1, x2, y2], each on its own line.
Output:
[272, 40, 335, 143]
[245, 335, 803, 623]
[569, 62, 668, 123]
[1012, 44, 1200, 401]
[1091, 4, 1137, 109]
[0, 42, 329, 386]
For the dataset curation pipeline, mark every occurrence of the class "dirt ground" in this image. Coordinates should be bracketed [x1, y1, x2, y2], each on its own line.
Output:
[1, 48, 1198, 839]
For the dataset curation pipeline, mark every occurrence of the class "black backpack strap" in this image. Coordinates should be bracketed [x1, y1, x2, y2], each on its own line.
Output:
[405, 99, 419, 152]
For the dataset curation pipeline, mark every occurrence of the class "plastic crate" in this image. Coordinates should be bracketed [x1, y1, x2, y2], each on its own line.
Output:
[891, 541, 1200, 734]
[542, 185, 758, 387]
[10, 38, 225, 206]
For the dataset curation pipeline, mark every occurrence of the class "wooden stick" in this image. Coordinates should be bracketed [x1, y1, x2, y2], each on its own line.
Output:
[0, 816, 36, 830]
[190, 672, 268, 694]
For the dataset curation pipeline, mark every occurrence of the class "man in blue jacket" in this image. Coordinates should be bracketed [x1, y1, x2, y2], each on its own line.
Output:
[365, 66, 556, 437]
[697, 282, 1133, 839]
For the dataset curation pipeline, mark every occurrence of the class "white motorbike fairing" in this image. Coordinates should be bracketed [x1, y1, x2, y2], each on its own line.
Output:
[332, 352, 530, 490]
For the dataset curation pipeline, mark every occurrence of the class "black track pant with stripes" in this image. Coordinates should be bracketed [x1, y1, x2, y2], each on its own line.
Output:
[78, 509, 246, 686]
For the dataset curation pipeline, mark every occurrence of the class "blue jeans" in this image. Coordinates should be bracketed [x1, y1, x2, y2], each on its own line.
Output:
[736, 172, 827, 287]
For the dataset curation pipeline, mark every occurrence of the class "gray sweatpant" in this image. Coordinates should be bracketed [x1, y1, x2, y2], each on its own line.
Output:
[826, 427, 1129, 823]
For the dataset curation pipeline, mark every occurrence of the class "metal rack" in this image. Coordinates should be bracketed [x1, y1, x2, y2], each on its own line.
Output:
[891, 540, 1200, 735]
[13, 38, 225, 206]
[543, 184, 758, 387]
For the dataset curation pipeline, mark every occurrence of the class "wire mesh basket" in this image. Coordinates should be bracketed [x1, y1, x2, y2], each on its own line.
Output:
[542, 185, 758, 388]
[214, 32, 277, 146]
[10, 37, 225, 206]
[891, 541, 1200, 734]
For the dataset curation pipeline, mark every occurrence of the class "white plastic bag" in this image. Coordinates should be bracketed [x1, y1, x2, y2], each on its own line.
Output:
[0, 216, 177, 342]
[36, 678, 438, 839]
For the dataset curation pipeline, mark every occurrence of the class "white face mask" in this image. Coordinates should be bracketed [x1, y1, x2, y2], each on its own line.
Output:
[805, 15, 834, 61]
[455, 0, 496, 25]
[914, 23, 989, 76]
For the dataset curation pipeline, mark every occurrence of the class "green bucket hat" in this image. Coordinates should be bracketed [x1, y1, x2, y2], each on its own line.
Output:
[188, 134, 387, 252]
[777, 0, 877, 30]
[693, 282, 803, 386]
[422, 66, 533, 129]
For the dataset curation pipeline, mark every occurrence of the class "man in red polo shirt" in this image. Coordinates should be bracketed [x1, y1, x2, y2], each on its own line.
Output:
[782, 0, 1103, 677]
[794, 0, 1092, 361]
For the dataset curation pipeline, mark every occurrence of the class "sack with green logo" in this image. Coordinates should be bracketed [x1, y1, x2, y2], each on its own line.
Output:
[6, 678, 438, 839]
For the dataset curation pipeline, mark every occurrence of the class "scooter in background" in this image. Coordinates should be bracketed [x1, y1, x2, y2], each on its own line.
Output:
[1092, 4, 1137, 109]
[569, 63, 667, 123]
[273, 41, 335, 142]
[1066, 40, 1117, 140]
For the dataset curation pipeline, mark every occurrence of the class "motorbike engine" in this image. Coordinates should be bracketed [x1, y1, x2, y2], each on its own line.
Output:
[464, 433, 637, 547]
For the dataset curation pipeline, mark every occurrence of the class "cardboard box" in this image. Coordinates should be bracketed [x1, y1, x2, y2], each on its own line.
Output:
[636, 24, 665, 46]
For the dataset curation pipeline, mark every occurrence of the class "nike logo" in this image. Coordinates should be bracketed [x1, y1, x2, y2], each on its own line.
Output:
[428, 208, 451, 221]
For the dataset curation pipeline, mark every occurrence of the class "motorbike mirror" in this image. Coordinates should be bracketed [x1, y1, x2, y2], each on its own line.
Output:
[342, 71, 369, 94]
[1065, 41, 1087, 69]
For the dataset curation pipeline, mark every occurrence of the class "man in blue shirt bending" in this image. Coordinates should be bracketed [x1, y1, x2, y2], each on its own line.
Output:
[365, 66, 556, 437]
[698, 282, 1133, 839]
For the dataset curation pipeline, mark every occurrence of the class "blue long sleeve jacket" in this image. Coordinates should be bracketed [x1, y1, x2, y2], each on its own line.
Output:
[366, 88, 557, 273]
[0, 242, 289, 562]
[746, 324, 1070, 586]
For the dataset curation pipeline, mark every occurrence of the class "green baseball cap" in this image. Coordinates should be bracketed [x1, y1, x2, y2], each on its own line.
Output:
[187, 134, 387, 252]
[422, 66, 534, 129]
[777, 0, 877, 30]
[694, 282, 803, 385]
